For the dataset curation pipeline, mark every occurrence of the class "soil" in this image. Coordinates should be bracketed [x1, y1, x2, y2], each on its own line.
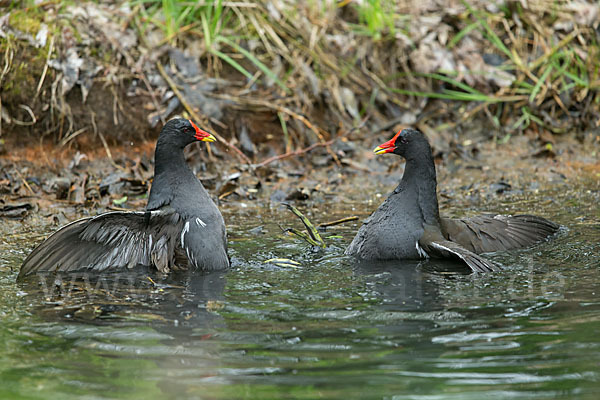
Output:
[2, 106, 598, 228]
[1, 3, 598, 224]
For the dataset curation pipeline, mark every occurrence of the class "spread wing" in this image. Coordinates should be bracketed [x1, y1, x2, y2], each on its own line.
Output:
[422, 239, 498, 273]
[18, 210, 183, 278]
[441, 214, 559, 254]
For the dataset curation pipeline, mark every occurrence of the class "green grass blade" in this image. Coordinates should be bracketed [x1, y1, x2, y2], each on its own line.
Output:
[390, 87, 523, 103]
[424, 72, 483, 95]
[512, 112, 529, 130]
[562, 69, 589, 87]
[217, 36, 290, 93]
[514, 79, 535, 90]
[211, 0, 223, 38]
[390, 88, 458, 100]
[210, 49, 254, 80]
[462, 1, 514, 62]
[176, 5, 193, 28]
[529, 65, 553, 103]
[441, 89, 496, 102]
[277, 111, 290, 151]
[559, 81, 577, 93]
[448, 21, 479, 48]
[201, 13, 212, 47]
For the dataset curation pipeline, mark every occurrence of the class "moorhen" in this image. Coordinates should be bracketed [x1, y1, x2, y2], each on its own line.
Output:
[346, 128, 559, 272]
[18, 118, 229, 278]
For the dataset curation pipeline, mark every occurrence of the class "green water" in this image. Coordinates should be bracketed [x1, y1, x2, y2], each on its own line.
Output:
[1, 185, 599, 399]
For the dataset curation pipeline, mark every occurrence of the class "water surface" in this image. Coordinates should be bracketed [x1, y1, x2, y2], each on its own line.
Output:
[1, 182, 599, 399]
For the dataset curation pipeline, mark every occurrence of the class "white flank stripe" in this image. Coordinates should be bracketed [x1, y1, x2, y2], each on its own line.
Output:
[416, 242, 429, 258]
[196, 217, 206, 227]
[181, 221, 190, 247]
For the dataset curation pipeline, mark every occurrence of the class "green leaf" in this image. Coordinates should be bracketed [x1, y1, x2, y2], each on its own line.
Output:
[113, 196, 128, 205]
[282, 203, 326, 248]
[264, 258, 302, 268]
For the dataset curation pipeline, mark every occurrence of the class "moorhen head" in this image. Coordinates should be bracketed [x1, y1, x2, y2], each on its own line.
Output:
[155, 117, 216, 147]
[346, 128, 559, 272]
[373, 128, 430, 159]
[18, 118, 229, 279]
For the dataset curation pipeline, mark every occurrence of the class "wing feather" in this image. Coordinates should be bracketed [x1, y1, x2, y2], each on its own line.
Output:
[441, 214, 559, 254]
[18, 210, 183, 278]
[425, 240, 499, 273]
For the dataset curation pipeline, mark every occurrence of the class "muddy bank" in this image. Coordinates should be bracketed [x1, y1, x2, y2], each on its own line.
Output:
[2, 1, 600, 154]
[1, 1, 599, 226]
[1, 120, 598, 228]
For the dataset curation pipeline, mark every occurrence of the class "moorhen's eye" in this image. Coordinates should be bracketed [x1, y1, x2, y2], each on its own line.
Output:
[399, 137, 408, 144]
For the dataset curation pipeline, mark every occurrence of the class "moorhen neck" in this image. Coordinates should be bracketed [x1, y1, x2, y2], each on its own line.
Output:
[346, 128, 559, 272]
[18, 118, 229, 278]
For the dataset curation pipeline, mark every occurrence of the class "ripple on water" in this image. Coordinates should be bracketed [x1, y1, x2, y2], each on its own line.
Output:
[0, 186, 599, 399]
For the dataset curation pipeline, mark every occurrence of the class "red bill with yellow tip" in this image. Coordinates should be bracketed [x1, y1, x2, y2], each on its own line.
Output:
[373, 130, 402, 155]
[189, 120, 216, 142]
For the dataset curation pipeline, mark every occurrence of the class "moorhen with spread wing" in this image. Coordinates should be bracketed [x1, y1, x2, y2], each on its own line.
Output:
[18, 118, 229, 279]
[346, 128, 559, 272]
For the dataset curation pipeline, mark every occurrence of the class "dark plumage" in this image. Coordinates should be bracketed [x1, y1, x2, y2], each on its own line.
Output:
[346, 128, 559, 272]
[18, 118, 229, 279]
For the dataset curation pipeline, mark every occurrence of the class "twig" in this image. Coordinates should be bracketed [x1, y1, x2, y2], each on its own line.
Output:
[14, 168, 35, 196]
[59, 127, 87, 147]
[156, 61, 251, 164]
[255, 115, 369, 168]
[35, 35, 54, 100]
[318, 216, 359, 228]
[368, 116, 408, 136]
[111, 86, 120, 125]
[283, 227, 322, 247]
[138, 70, 164, 125]
[255, 139, 332, 168]
[12, 104, 37, 126]
[213, 93, 329, 142]
[0, 40, 13, 85]
[528, 30, 578, 71]
[91, 112, 123, 170]
[120, 3, 141, 31]
[211, 92, 346, 166]
[218, 189, 236, 200]
[96, 128, 114, 164]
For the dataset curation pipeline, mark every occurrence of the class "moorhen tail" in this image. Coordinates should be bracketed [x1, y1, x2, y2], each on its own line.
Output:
[346, 128, 559, 272]
[18, 118, 229, 278]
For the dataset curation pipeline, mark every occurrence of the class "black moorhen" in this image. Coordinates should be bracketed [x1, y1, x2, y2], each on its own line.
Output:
[18, 118, 229, 278]
[346, 128, 559, 272]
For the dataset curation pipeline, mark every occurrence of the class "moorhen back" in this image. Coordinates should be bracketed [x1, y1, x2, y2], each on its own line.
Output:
[346, 128, 559, 272]
[18, 118, 229, 278]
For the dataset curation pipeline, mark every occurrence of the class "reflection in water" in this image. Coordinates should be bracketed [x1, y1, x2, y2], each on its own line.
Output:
[18, 269, 227, 328]
[12, 270, 230, 398]
[353, 258, 470, 311]
[1, 187, 599, 399]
